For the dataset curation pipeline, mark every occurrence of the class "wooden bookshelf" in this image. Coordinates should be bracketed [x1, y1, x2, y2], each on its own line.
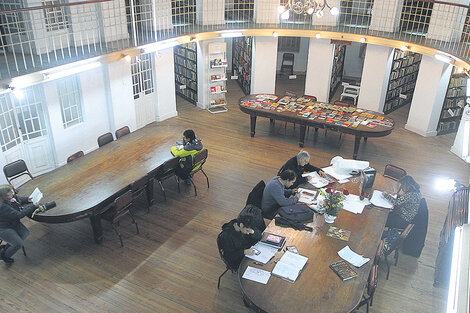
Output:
[174, 42, 198, 104]
[329, 44, 346, 102]
[383, 49, 422, 114]
[437, 70, 468, 135]
[232, 36, 252, 95]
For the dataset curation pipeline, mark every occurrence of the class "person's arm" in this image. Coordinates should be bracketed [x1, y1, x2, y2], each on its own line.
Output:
[272, 187, 299, 207]
[16, 195, 30, 205]
[384, 192, 414, 209]
[303, 163, 322, 173]
[221, 235, 247, 266]
[1, 203, 37, 221]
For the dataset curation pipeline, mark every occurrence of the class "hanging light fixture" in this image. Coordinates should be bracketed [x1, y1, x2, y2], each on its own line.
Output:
[278, 0, 339, 17]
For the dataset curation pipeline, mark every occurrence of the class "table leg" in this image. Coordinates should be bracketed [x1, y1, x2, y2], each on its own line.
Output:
[353, 136, 361, 160]
[146, 179, 155, 206]
[364, 137, 368, 142]
[250, 115, 257, 137]
[90, 215, 103, 244]
[299, 125, 306, 148]
[269, 118, 275, 127]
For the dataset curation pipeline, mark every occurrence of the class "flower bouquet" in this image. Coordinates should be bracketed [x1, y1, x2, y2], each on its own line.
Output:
[320, 187, 348, 223]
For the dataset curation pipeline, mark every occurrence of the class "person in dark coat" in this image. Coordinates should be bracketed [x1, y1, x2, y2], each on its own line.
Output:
[278, 150, 326, 189]
[218, 215, 261, 270]
[0, 184, 39, 264]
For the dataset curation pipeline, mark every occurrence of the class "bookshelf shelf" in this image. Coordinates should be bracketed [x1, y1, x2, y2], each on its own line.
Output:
[207, 42, 228, 114]
[437, 71, 468, 135]
[232, 36, 253, 95]
[329, 44, 346, 102]
[174, 42, 198, 104]
[384, 49, 422, 114]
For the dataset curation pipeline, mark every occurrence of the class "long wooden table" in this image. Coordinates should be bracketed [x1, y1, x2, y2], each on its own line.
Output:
[20, 124, 183, 243]
[239, 94, 394, 159]
[238, 174, 395, 313]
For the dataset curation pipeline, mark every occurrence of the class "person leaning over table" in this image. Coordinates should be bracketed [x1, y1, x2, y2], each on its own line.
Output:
[261, 169, 299, 220]
[170, 129, 203, 184]
[0, 185, 40, 264]
[383, 175, 421, 229]
[218, 215, 262, 270]
[278, 150, 326, 189]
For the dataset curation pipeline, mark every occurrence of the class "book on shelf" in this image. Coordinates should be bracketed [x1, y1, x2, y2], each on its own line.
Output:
[329, 260, 358, 281]
[259, 232, 286, 250]
[272, 251, 308, 283]
[326, 226, 351, 242]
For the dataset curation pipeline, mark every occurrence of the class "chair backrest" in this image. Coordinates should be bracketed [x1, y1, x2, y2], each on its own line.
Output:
[395, 223, 415, 250]
[403, 198, 428, 257]
[157, 157, 180, 179]
[98, 132, 114, 147]
[112, 190, 133, 222]
[374, 239, 385, 265]
[284, 90, 297, 97]
[192, 149, 208, 171]
[217, 231, 237, 272]
[343, 86, 359, 95]
[115, 126, 130, 139]
[282, 53, 294, 65]
[3, 159, 33, 187]
[246, 180, 266, 208]
[384, 164, 407, 181]
[67, 151, 84, 163]
[367, 264, 378, 297]
[303, 95, 317, 101]
[334, 100, 350, 107]
[131, 175, 148, 194]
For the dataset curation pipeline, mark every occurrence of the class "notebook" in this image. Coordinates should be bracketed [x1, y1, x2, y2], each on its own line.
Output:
[272, 251, 309, 283]
[259, 233, 286, 250]
[329, 260, 358, 281]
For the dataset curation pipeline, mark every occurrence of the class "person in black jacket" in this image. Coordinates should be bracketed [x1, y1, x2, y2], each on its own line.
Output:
[218, 215, 261, 270]
[0, 185, 39, 264]
[278, 150, 326, 189]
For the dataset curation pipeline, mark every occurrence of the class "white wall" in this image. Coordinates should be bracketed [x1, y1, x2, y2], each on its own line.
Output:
[225, 38, 233, 73]
[304, 38, 334, 102]
[251, 37, 278, 94]
[276, 37, 309, 74]
[369, 0, 404, 32]
[342, 42, 365, 79]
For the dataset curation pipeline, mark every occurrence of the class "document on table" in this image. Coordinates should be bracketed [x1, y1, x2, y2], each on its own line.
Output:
[242, 266, 271, 284]
[29, 188, 43, 203]
[297, 188, 317, 205]
[245, 242, 278, 264]
[370, 190, 395, 209]
[302, 172, 329, 188]
[322, 166, 352, 181]
[272, 251, 309, 283]
[342, 194, 370, 214]
[338, 246, 370, 267]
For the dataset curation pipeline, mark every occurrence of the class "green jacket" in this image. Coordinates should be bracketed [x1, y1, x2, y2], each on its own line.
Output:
[170, 138, 203, 172]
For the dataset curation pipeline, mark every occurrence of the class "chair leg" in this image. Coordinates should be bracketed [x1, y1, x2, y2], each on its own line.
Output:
[22, 246, 26, 256]
[128, 212, 139, 235]
[176, 176, 181, 193]
[395, 249, 399, 266]
[217, 268, 229, 289]
[201, 169, 210, 188]
[189, 177, 197, 196]
[158, 180, 167, 201]
[385, 254, 390, 280]
[112, 224, 124, 247]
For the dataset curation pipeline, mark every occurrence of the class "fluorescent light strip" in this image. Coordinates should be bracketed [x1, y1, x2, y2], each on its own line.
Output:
[219, 31, 243, 38]
[45, 62, 101, 81]
[447, 226, 463, 313]
[435, 53, 453, 63]
[463, 120, 469, 158]
[143, 40, 180, 53]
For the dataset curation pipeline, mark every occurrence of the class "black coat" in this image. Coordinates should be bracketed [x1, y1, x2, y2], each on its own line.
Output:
[0, 196, 36, 229]
[278, 156, 322, 189]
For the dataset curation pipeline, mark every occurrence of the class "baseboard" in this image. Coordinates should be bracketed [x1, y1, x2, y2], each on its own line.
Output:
[404, 124, 437, 137]
[156, 110, 178, 122]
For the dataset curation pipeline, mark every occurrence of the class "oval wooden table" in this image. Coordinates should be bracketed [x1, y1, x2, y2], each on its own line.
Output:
[20, 124, 183, 243]
[239, 94, 395, 159]
[238, 174, 395, 313]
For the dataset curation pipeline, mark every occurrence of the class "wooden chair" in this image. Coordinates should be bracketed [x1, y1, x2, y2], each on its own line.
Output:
[100, 190, 139, 247]
[154, 157, 180, 201]
[131, 175, 150, 213]
[187, 149, 209, 197]
[3, 159, 33, 191]
[374, 239, 385, 266]
[340, 85, 360, 106]
[115, 126, 130, 139]
[383, 223, 415, 280]
[280, 53, 294, 76]
[384, 164, 407, 181]
[216, 231, 238, 289]
[97, 132, 114, 147]
[354, 264, 378, 313]
[67, 151, 84, 163]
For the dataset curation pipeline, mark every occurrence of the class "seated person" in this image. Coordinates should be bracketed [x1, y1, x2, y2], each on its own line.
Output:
[170, 129, 203, 182]
[384, 175, 421, 229]
[218, 215, 262, 270]
[278, 150, 326, 189]
[261, 170, 299, 219]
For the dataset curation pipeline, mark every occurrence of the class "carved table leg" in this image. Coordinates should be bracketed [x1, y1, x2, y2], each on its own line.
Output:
[299, 125, 306, 147]
[146, 178, 155, 206]
[90, 215, 104, 244]
[353, 135, 361, 160]
[250, 115, 257, 137]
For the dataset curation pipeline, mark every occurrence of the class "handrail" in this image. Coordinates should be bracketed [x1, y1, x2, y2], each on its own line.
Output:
[0, 0, 114, 14]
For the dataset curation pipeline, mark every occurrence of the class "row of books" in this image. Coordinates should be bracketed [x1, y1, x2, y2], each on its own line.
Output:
[388, 72, 418, 90]
[446, 87, 466, 98]
[175, 73, 197, 91]
[175, 55, 197, 71]
[175, 64, 197, 80]
[210, 98, 226, 105]
[210, 59, 227, 67]
[390, 64, 419, 80]
[392, 54, 420, 69]
[449, 76, 467, 88]
[386, 82, 415, 101]
[210, 74, 226, 81]
[210, 85, 226, 93]
[438, 120, 460, 133]
[442, 107, 463, 119]
[178, 87, 197, 101]
[232, 36, 252, 95]
[174, 47, 196, 61]
[443, 98, 466, 109]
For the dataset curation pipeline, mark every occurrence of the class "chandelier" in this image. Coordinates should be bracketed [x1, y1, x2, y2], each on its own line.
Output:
[278, 0, 339, 19]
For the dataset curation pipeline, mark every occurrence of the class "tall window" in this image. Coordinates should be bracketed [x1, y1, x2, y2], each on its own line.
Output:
[42, 0, 69, 32]
[131, 53, 155, 99]
[57, 76, 84, 128]
[339, 0, 374, 28]
[278, 37, 301, 52]
[0, 1, 26, 33]
[0, 94, 20, 152]
[225, 0, 254, 23]
[171, 0, 196, 25]
[461, 9, 470, 44]
[400, 0, 433, 35]
[14, 86, 48, 140]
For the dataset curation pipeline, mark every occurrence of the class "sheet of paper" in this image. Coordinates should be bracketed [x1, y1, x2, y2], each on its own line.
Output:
[338, 246, 370, 267]
[338, 178, 349, 184]
[342, 194, 367, 214]
[305, 172, 329, 188]
[29, 188, 43, 203]
[245, 242, 278, 264]
[242, 266, 271, 284]
[297, 188, 317, 204]
[370, 190, 393, 209]
[322, 166, 352, 181]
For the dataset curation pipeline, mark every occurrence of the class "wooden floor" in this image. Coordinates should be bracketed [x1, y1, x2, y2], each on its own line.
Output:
[2, 76, 468, 313]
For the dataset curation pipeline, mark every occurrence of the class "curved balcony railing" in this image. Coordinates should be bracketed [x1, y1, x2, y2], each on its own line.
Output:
[1, 0, 470, 81]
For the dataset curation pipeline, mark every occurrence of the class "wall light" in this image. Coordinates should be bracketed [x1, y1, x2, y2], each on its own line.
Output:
[12, 88, 24, 100]
[360, 37, 366, 43]
[123, 55, 131, 62]
[316, 33, 321, 39]
[272, 31, 279, 37]
[401, 45, 409, 51]
[281, 10, 290, 20]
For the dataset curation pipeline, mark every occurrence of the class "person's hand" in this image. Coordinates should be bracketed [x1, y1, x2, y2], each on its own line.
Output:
[28, 197, 33, 203]
[319, 170, 326, 178]
[292, 188, 298, 193]
[33, 202, 40, 208]
[244, 249, 254, 255]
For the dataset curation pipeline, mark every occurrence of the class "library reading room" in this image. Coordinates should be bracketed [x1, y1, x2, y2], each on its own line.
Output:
[0, 0, 470, 312]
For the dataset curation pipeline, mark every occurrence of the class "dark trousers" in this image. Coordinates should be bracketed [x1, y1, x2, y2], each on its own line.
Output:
[0, 223, 29, 258]
[385, 212, 409, 229]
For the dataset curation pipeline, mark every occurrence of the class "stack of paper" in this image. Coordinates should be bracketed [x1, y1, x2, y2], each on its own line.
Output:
[337, 246, 370, 267]
[245, 242, 278, 264]
[302, 172, 329, 188]
[370, 190, 394, 209]
[342, 194, 370, 214]
[242, 266, 271, 284]
[297, 188, 317, 204]
[322, 166, 352, 181]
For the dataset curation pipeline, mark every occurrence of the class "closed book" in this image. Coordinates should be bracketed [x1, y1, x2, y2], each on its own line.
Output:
[326, 226, 351, 242]
[259, 232, 286, 250]
[272, 251, 308, 283]
[329, 260, 357, 281]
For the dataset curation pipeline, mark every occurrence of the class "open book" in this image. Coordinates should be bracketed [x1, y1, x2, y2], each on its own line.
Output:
[29, 188, 43, 203]
[272, 251, 308, 283]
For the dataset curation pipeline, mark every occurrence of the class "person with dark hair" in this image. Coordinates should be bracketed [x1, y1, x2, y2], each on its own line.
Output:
[218, 215, 262, 270]
[384, 175, 422, 229]
[0, 184, 39, 264]
[278, 150, 326, 189]
[261, 170, 299, 219]
[170, 129, 203, 182]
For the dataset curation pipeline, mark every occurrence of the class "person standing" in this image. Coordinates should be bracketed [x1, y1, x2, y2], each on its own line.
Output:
[261, 170, 299, 219]
[170, 129, 203, 182]
[278, 150, 326, 189]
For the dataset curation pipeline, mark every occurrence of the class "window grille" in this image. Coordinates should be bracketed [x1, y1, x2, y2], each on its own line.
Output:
[0, 1, 26, 33]
[171, 0, 196, 25]
[339, 0, 374, 28]
[42, 0, 69, 32]
[278, 37, 301, 52]
[225, 0, 254, 23]
[131, 52, 155, 99]
[57, 76, 84, 128]
[400, 0, 433, 35]
[0, 94, 20, 152]
[14, 86, 48, 140]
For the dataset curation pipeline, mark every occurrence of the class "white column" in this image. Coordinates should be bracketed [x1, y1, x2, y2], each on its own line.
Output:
[426, 0, 467, 42]
[304, 38, 334, 102]
[251, 36, 278, 94]
[311, 0, 340, 27]
[369, 0, 404, 33]
[451, 105, 470, 161]
[153, 0, 174, 31]
[154, 48, 178, 121]
[405, 55, 453, 137]
[357, 45, 394, 112]
[255, 0, 280, 24]
[197, 0, 225, 25]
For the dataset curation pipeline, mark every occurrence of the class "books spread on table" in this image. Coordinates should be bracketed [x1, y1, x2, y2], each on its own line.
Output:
[246, 242, 278, 264]
[260, 232, 286, 250]
[370, 190, 395, 209]
[329, 260, 358, 281]
[337, 245, 370, 267]
[272, 251, 309, 283]
[326, 226, 351, 242]
[29, 188, 43, 203]
[297, 188, 317, 205]
[242, 266, 271, 284]
[302, 172, 329, 188]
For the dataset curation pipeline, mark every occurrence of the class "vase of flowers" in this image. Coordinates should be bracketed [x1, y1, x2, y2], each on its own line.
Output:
[321, 187, 348, 224]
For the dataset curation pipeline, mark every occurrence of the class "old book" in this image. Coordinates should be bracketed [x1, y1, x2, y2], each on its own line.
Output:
[326, 226, 351, 242]
[329, 260, 357, 281]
